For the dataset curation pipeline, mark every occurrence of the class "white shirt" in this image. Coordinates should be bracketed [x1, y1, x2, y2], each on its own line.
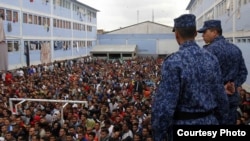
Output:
[17, 70, 24, 77]
[108, 125, 114, 136]
[122, 130, 133, 140]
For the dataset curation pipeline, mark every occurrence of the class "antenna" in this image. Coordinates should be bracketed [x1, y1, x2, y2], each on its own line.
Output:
[152, 9, 154, 22]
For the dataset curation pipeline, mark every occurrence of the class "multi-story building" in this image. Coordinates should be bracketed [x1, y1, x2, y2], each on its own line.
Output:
[187, 0, 250, 43]
[0, 0, 98, 69]
[186, 0, 250, 85]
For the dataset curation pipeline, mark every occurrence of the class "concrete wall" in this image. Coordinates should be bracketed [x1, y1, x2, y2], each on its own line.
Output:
[97, 34, 177, 55]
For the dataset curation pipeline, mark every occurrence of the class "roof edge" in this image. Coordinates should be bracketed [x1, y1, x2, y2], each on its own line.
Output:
[72, 0, 99, 12]
[105, 21, 172, 34]
[186, 0, 195, 10]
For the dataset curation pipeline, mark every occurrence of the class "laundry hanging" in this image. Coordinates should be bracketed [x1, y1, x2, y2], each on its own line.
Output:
[7, 23, 12, 32]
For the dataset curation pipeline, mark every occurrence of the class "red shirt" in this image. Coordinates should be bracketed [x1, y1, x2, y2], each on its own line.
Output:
[5, 72, 12, 85]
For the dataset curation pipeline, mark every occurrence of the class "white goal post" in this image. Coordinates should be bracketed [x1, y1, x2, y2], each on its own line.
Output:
[9, 98, 88, 123]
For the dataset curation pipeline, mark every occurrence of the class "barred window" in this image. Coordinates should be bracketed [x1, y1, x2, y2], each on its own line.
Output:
[13, 11, 18, 22]
[23, 13, 27, 23]
[6, 9, 12, 21]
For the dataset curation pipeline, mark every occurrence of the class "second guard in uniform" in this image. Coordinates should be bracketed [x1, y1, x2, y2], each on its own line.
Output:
[198, 20, 248, 124]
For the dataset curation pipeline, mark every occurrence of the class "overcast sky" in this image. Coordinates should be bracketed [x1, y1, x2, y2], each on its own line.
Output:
[78, 0, 190, 31]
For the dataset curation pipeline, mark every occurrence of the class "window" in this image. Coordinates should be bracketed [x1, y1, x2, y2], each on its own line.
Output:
[238, 0, 242, 7]
[93, 54, 107, 57]
[223, 0, 227, 13]
[6, 10, 12, 21]
[73, 41, 77, 48]
[34, 15, 37, 24]
[237, 39, 241, 43]
[24, 41, 29, 53]
[87, 41, 92, 47]
[23, 13, 27, 23]
[38, 16, 42, 25]
[60, 0, 63, 7]
[62, 21, 65, 28]
[123, 54, 132, 57]
[87, 11, 91, 22]
[242, 39, 246, 43]
[247, 39, 250, 43]
[87, 26, 92, 32]
[65, 21, 67, 29]
[66, 1, 70, 9]
[62, 41, 68, 50]
[226, 38, 233, 43]
[92, 12, 96, 18]
[66, 21, 69, 29]
[28, 14, 33, 24]
[14, 41, 19, 51]
[0, 8, 5, 20]
[109, 54, 121, 59]
[30, 41, 36, 50]
[56, 19, 59, 27]
[47, 17, 50, 26]
[13, 11, 18, 22]
[73, 4, 77, 12]
[67, 41, 71, 48]
[244, 0, 247, 4]
[43, 17, 47, 25]
[79, 41, 84, 47]
[60, 20, 62, 28]
[7, 41, 13, 52]
[82, 24, 85, 31]
[68, 21, 71, 29]
[53, 19, 56, 27]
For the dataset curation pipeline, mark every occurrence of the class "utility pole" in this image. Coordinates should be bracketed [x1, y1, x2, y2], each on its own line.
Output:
[137, 10, 139, 23]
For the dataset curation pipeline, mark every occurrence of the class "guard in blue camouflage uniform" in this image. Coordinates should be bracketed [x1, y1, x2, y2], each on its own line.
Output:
[151, 14, 229, 141]
[198, 20, 248, 125]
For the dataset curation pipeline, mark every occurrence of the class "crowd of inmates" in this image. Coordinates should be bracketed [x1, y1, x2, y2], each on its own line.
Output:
[0, 56, 249, 141]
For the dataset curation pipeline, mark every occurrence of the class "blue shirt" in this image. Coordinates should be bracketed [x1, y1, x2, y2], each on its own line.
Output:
[203, 35, 248, 124]
[203, 36, 248, 88]
[151, 40, 229, 141]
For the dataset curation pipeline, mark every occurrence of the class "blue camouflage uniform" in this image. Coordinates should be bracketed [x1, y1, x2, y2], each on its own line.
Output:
[198, 20, 248, 124]
[151, 14, 229, 141]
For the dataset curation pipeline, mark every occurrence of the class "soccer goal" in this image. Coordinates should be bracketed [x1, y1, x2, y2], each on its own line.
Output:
[9, 98, 88, 124]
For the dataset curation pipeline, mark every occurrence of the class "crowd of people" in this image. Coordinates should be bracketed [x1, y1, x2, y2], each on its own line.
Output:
[0, 56, 162, 141]
[0, 55, 249, 141]
[1, 14, 250, 140]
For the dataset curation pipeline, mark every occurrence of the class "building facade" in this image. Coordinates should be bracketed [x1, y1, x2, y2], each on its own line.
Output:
[0, 0, 98, 69]
[90, 45, 138, 60]
[97, 21, 179, 58]
[186, 0, 250, 84]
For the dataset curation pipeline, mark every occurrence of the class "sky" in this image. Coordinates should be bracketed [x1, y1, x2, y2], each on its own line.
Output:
[78, 0, 190, 31]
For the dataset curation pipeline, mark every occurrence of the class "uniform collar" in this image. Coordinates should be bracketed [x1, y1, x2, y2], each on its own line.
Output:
[213, 35, 224, 42]
[179, 40, 197, 50]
